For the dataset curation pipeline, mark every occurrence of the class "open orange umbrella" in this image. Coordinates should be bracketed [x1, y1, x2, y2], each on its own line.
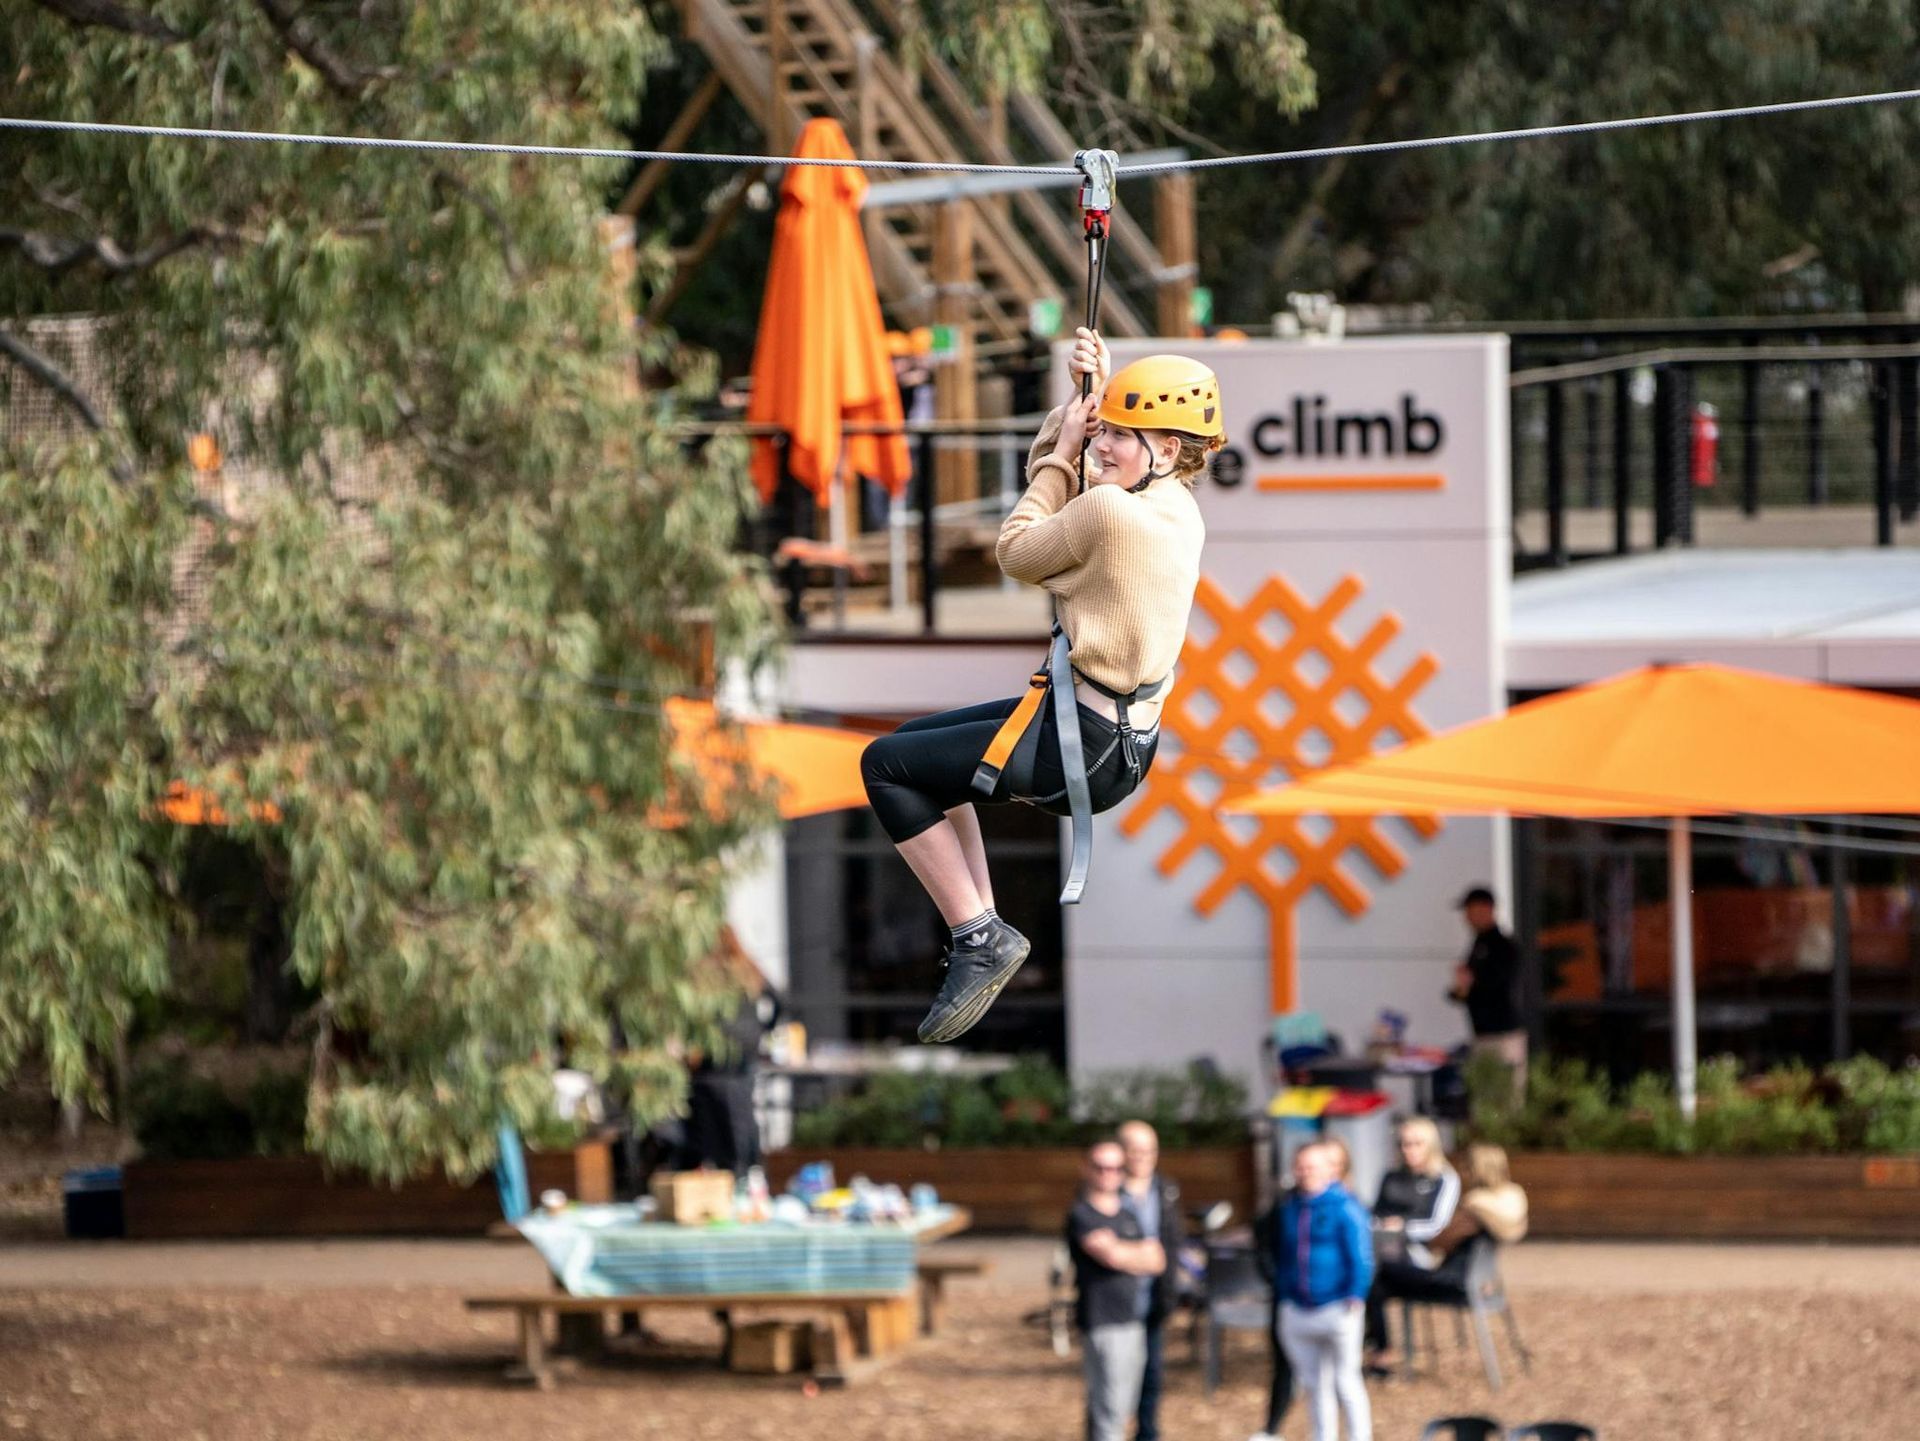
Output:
[1227, 662, 1920, 820]
[1225, 663, 1920, 1118]
[747, 118, 912, 505]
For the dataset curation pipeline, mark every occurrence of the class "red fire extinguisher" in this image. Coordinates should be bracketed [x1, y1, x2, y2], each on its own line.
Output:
[1690, 402, 1720, 488]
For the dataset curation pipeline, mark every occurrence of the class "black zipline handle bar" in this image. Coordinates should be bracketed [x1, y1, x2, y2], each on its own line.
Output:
[1073, 148, 1119, 496]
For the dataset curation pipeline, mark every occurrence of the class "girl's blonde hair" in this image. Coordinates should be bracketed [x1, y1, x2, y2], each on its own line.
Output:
[1397, 1116, 1450, 1178]
[1140, 431, 1212, 488]
[1467, 1142, 1511, 1188]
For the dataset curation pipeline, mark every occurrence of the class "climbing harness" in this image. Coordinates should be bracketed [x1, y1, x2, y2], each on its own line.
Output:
[968, 146, 1169, 906]
[969, 623, 1168, 904]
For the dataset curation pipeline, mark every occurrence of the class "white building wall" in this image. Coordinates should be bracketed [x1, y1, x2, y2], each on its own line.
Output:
[1063, 337, 1511, 1093]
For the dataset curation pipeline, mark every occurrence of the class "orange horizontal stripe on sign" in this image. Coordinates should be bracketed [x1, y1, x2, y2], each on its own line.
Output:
[1256, 473, 1446, 492]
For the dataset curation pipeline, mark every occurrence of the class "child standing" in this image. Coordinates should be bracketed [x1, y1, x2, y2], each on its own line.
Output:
[1273, 1141, 1375, 1441]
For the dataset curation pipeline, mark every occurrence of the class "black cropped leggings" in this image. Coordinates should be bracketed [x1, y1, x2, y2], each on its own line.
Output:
[860, 695, 1157, 844]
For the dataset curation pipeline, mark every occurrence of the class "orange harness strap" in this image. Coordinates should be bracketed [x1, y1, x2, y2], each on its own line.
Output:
[971, 668, 1050, 795]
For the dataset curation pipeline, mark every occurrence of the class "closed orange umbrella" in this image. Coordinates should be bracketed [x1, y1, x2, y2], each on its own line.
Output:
[747, 119, 912, 504]
[1224, 663, 1920, 1119]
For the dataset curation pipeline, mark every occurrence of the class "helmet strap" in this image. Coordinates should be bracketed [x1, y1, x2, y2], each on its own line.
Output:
[1129, 428, 1172, 492]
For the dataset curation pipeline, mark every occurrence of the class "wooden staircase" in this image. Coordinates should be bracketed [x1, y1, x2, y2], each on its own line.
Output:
[676, 0, 1177, 359]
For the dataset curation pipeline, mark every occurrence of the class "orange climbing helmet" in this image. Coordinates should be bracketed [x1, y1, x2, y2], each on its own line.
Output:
[1099, 355, 1227, 451]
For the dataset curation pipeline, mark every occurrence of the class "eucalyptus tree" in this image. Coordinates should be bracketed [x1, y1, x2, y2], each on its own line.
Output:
[2, 0, 778, 1178]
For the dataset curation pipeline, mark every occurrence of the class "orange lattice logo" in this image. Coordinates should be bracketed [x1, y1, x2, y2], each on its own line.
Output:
[1119, 573, 1441, 1012]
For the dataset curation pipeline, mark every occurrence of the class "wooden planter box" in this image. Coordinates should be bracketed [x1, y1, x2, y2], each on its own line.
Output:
[765, 1145, 1256, 1232]
[1511, 1152, 1920, 1241]
[122, 1138, 613, 1239]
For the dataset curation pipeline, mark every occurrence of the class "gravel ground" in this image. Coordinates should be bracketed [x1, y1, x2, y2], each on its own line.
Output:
[4, 1240, 1918, 1441]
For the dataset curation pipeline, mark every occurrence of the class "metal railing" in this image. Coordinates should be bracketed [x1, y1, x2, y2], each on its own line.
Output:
[1510, 334, 1920, 568]
[687, 320, 1920, 630]
[681, 417, 1049, 633]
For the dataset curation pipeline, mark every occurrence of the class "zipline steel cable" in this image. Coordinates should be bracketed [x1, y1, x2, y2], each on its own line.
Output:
[0, 115, 1064, 174]
[6, 86, 1920, 177]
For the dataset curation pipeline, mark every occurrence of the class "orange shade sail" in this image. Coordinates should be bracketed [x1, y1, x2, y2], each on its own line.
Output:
[663, 698, 872, 821]
[1225, 663, 1920, 819]
[161, 707, 871, 829]
[747, 118, 912, 505]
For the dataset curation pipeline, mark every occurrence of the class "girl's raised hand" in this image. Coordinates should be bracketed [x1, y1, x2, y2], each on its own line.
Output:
[1067, 326, 1111, 394]
[1052, 392, 1101, 463]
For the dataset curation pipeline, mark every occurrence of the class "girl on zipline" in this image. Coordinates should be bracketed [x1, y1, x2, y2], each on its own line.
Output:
[860, 327, 1219, 1043]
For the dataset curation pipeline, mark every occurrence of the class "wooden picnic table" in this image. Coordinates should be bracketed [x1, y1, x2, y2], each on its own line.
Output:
[469, 1205, 984, 1388]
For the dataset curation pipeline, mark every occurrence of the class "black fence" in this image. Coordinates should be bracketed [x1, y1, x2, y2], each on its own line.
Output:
[690, 419, 1048, 633]
[1509, 320, 1920, 568]
[691, 320, 1920, 632]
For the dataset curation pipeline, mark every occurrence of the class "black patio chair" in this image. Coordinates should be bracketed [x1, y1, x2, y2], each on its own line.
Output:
[1397, 1233, 1532, 1390]
[1421, 1418, 1503, 1441]
[1199, 1239, 1271, 1395]
[1507, 1425, 1597, 1441]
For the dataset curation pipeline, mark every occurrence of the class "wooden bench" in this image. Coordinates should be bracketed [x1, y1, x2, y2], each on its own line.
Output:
[464, 1290, 914, 1389]
[916, 1255, 993, 1336]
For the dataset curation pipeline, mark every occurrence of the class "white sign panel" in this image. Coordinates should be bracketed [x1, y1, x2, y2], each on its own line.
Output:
[1056, 336, 1510, 1089]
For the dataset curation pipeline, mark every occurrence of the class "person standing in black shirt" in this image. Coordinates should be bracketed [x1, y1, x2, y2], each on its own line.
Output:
[1067, 1140, 1167, 1441]
[1447, 886, 1526, 1098]
[1118, 1121, 1183, 1441]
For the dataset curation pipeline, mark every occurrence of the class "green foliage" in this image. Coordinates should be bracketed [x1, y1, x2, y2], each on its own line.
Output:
[965, 0, 1920, 321]
[1467, 1053, 1914, 1156]
[900, 0, 1315, 123]
[244, 1067, 314, 1158]
[790, 1059, 1248, 1151]
[0, 442, 184, 1111]
[4, 3, 780, 1181]
[130, 1055, 307, 1160]
[1829, 1056, 1920, 1153]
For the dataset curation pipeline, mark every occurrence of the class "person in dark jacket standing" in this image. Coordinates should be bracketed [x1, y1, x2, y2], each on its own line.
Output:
[1447, 885, 1526, 1099]
[1119, 1120, 1183, 1441]
[1274, 1142, 1374, 1441]
[1069, 1140, 1168, 1441]
[1249, 1200, 1297, 1441]
[680, 929, 779, 1173]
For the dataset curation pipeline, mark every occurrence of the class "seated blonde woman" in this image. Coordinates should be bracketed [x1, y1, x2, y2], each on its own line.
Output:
[1431, 1143, 1529, 1254]
[1366, 1142, 1530, 1373]
[1363, 1117, 1460, 1367]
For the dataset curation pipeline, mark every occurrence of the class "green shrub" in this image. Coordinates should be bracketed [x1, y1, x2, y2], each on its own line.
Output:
[789, 1058, 1249, 1151]
[1830, 1055, 1920, 1153]
[131, 1057, 257, 1160]
[132, 1056, 311, 1160]
[1464, 1052, 1914, 1157]
[244, 1068, 312, 1157]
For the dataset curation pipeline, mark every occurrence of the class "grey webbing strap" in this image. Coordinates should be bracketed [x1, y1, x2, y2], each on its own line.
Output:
[1050, 624, 1093, 905]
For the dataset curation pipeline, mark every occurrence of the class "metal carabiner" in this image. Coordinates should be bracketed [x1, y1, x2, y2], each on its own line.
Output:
[1073, 147, 1120, 233]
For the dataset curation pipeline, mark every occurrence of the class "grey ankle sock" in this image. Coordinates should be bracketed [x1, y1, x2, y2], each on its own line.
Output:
[950, 909, 998, 945]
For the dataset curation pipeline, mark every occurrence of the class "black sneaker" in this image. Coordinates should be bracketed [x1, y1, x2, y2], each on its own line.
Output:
[917, 919, 1031, 1044]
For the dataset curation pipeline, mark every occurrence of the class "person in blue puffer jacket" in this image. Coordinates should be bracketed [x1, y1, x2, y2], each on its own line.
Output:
[1272, 1140, 1375, 1441]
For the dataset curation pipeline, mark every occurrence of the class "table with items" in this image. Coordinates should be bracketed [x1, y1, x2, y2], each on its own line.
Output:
[516, 1200, 968, 1298]
[468, 1164, 975, 1388]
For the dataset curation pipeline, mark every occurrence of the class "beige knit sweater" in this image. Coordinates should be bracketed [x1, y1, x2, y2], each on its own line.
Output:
[995, 407, 1205, 700]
